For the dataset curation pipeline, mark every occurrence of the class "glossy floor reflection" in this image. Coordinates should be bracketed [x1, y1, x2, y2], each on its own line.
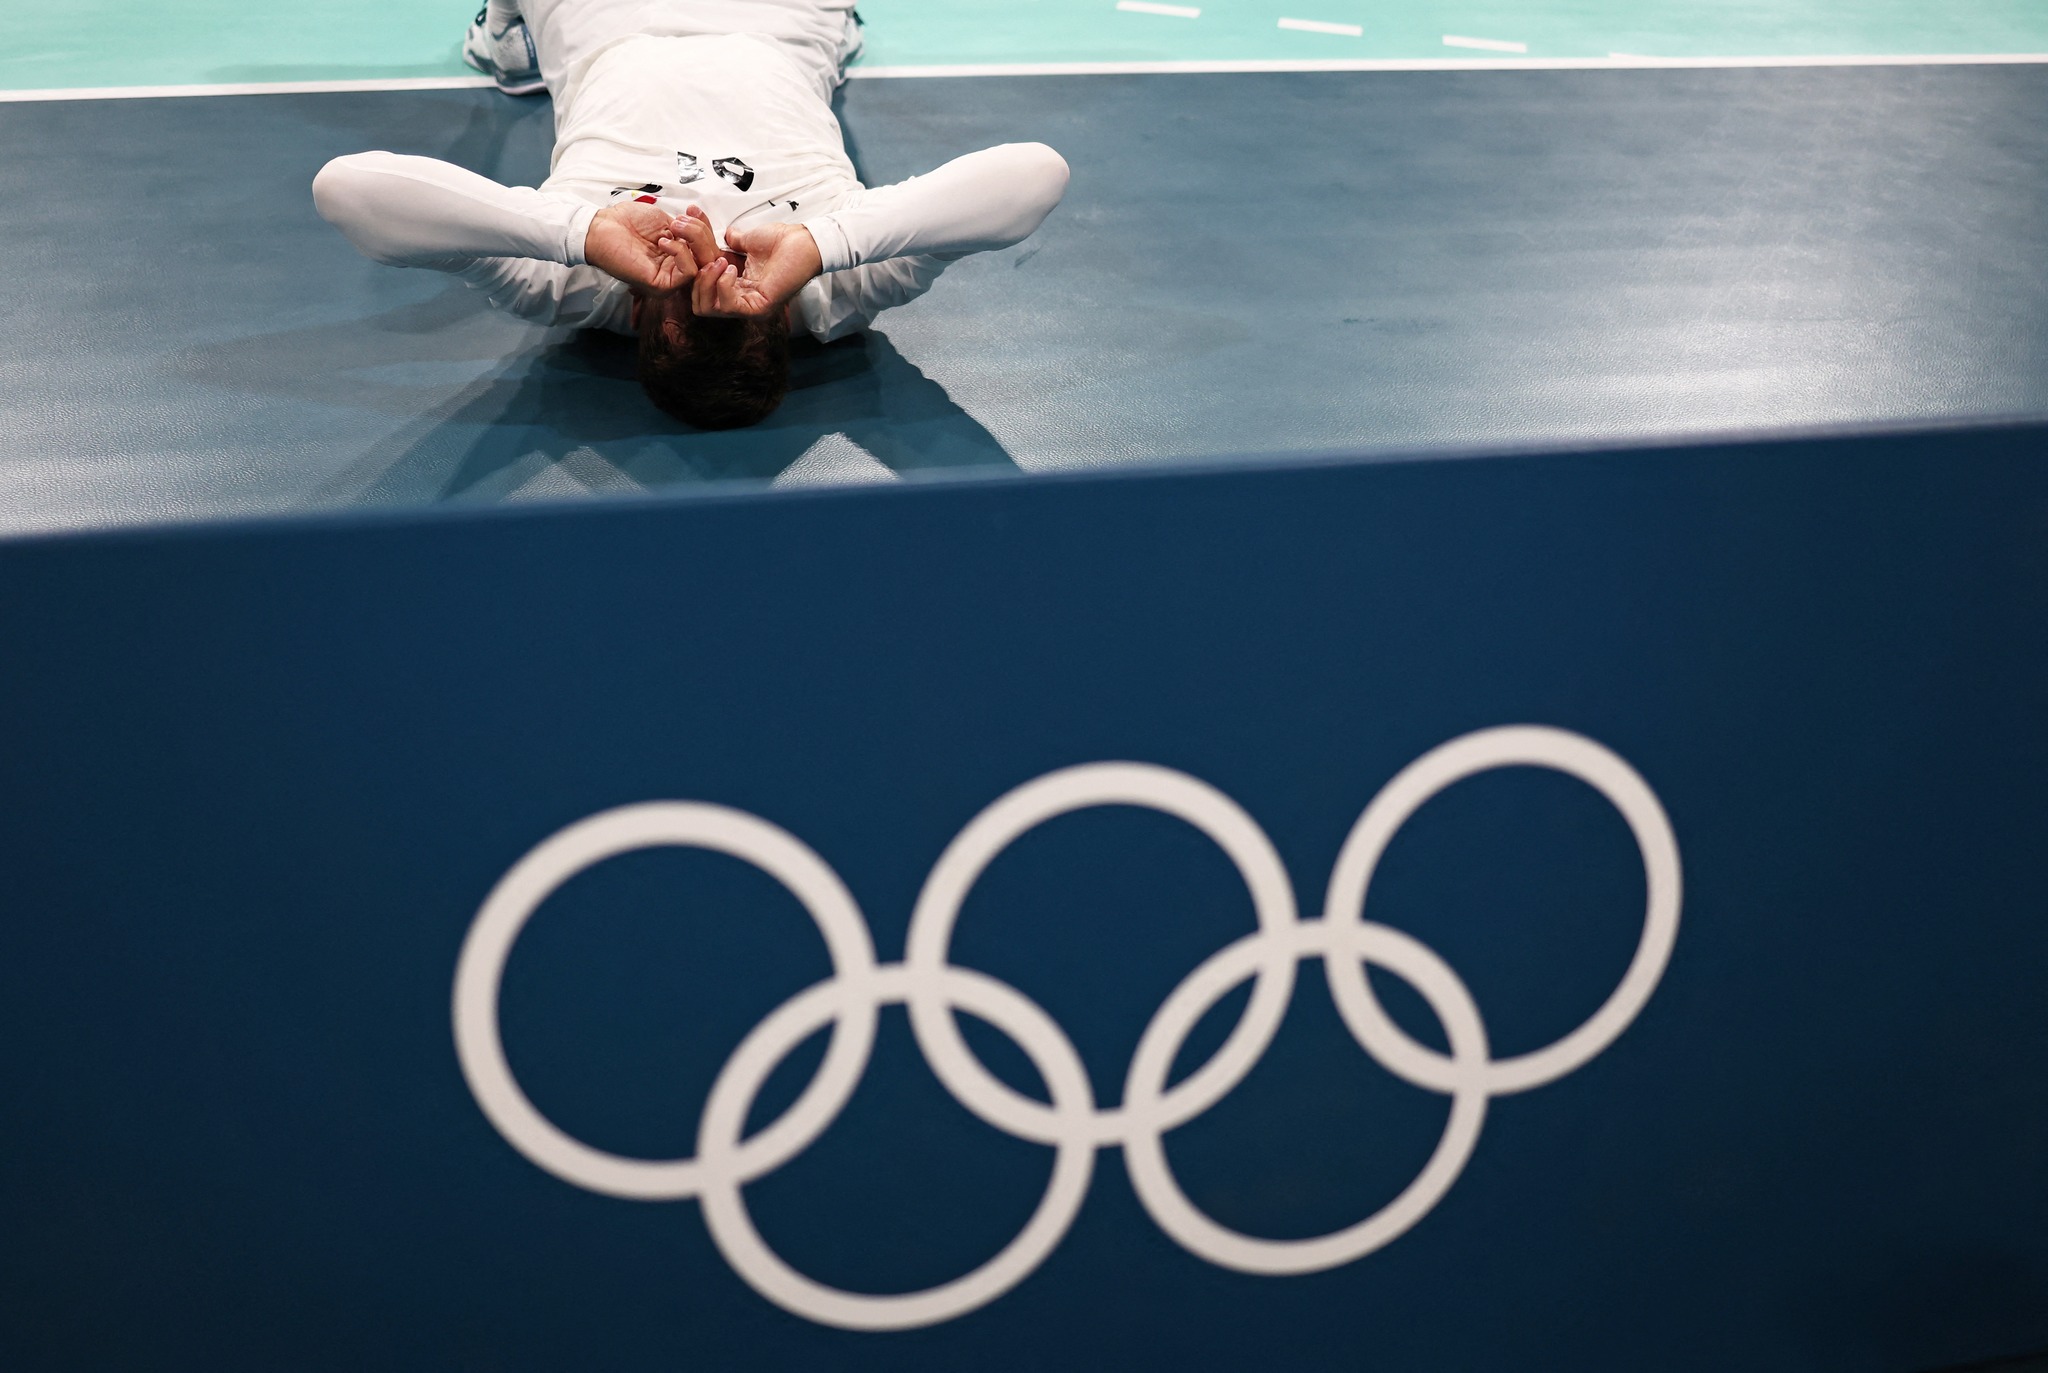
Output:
[2, 65, 2045, 536]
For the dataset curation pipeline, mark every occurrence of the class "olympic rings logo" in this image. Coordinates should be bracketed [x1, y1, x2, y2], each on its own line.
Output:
[452, 725, 1681, 1331]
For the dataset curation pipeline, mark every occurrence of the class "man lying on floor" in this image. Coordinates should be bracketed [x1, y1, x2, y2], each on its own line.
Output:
[313, 0, 1068, 429]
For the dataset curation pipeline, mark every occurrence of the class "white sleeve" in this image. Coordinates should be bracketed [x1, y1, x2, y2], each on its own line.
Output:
[795, 255, 950, 343]
[802, 142, 1069, 273]
[452, 258, 635, 333]
[312, 151, 598, 270]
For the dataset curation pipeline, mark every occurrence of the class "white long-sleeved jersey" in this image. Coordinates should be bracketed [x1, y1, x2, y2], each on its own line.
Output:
[312, 26, 1068, 341]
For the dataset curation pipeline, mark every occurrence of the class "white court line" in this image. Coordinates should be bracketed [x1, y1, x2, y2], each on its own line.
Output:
[1443, 35, 1528, 53]
[1279, 18, 1365, 37]
[850, 52, 2048, 75]
[1117, 1, 1202, 17]
[4, 53, 2048, 100]
[0, 74, 496, 102]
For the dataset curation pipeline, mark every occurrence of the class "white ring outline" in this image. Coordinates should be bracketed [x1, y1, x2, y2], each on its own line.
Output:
[450, 802, 878, 1199]
[1121, 921, 1490, 1274]
[696, 965, 1097, 1331]
[450, 726, 1682, 1330]
[904, 763, 1300, 1145]
[1320, 726, 1683, 1096]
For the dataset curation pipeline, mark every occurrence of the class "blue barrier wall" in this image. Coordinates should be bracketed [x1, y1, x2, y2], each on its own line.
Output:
[2, 427, 2046, 1370]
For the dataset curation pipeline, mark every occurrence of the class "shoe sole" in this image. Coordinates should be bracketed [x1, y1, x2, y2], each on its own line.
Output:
[462, 46, 545, 95]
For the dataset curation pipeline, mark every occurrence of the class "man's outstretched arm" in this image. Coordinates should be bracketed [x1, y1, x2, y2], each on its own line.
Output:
[806, 142, 1071, 272]
[313, 152, 595, 271]
[695, 143, 1070, 336]
[312, 152, 698, 326]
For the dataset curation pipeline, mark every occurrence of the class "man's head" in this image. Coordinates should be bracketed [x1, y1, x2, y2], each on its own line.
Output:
[634, 291, 790, 430]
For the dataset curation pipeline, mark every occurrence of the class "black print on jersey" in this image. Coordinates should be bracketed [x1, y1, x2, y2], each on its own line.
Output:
[674, 153, 757, 191]
[712, 157, 756, 191]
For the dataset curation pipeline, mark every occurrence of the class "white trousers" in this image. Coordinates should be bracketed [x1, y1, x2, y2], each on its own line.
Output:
[487, 0, 861, 104]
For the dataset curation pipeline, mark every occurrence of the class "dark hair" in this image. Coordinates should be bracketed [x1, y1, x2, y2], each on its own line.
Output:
[638, 309, 790, 430]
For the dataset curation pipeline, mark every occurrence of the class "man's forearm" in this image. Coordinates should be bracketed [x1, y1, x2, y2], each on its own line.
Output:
[312, 152, 595, 270]
[804, 142, 1070, 273]
[797, 254, 949, 342]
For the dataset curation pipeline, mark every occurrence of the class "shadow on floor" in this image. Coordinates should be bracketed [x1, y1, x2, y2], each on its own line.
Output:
[168, 283, 1018, 506]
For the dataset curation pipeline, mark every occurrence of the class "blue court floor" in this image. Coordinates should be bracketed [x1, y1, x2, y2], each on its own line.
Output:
[1, 62, 2046, 536]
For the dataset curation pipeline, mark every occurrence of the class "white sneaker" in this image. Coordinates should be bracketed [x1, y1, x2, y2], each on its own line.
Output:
[462, 8, 545, 96]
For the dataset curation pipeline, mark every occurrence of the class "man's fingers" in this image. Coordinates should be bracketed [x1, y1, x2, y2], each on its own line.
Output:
[622, 238, 684, 296]
[710, 260, 743, 316]
[723, 270, 771, 319]
[655, 233, 697, 275]
[655, 233, 697, 272]
[692, 257, 730, 317]
[671, 255, 773, 318]
[669, 215, 726, 270]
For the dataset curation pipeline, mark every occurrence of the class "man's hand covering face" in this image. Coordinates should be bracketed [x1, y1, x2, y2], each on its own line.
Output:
[689, 218, 824, 321]
[583, 201, 703, 295]
[585, 203, 824, 323]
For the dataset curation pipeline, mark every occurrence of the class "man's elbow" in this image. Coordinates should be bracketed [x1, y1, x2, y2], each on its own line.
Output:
[311, 154, 365, 226]
[1014, 142, 1071, 211]
[310, 151, 403, 253]
[990, 143, 1069, 245]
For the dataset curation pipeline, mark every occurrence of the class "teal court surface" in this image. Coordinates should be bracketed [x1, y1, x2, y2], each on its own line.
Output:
[6, 0, 2048, 88]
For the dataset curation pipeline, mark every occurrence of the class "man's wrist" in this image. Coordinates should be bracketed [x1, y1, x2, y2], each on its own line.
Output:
[794, 225, 825, 282]
[566, 201, 600, 266]
[803, 216, 854, 274]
